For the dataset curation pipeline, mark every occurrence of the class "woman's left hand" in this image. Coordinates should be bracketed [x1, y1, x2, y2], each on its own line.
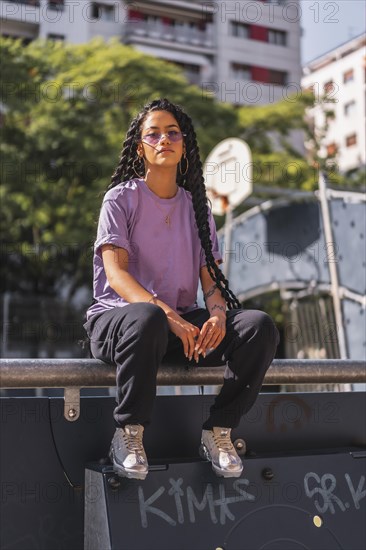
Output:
[193, 314, 226, 362]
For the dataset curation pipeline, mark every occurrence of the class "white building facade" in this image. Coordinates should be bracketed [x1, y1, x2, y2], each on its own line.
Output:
[302, 34, 366, 174]
[0, 0, 302, 106]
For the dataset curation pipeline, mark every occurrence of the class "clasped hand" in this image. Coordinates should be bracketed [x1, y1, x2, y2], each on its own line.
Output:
[167, 311, 226, 363]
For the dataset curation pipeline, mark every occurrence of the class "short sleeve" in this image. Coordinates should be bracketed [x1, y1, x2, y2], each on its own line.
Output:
[94, 198, 132, 257]
[200, 208, 223, 268]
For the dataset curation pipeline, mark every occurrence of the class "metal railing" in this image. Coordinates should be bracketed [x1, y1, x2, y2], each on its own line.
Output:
[1, 358, 365, 421]
[125, 20, 214, 48]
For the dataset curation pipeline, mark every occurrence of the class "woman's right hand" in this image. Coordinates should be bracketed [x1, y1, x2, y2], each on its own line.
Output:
[166, 311, 200, 360]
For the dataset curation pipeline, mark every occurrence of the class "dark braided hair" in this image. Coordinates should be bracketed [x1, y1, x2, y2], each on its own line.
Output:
[108, 98, 241, 310]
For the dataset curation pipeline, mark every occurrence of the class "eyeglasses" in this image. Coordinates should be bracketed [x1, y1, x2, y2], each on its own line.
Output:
[141, 131, 186, 146]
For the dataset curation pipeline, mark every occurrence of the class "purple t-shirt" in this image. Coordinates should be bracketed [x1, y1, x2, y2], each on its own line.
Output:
[86, 178, 222, 320]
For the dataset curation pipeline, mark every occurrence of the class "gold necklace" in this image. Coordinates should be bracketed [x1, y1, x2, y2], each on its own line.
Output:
[144, 181, 179, 227]
[151, 199, 178, 227]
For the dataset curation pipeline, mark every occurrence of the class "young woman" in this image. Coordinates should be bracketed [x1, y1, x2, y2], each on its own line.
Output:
[83, 98, 279, 481]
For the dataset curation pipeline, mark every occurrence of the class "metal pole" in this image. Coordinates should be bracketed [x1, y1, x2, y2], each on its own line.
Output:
[0, 359, 365, 388]
[318, 172, 348, 358]
[2, 292, 10, 358]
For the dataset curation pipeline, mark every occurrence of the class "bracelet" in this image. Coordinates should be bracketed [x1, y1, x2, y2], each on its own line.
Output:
[148, 293, 158, 303]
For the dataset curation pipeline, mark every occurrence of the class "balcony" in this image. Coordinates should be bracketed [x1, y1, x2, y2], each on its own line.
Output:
[0, 0, 40, 39]
[124, 19, 214, 51]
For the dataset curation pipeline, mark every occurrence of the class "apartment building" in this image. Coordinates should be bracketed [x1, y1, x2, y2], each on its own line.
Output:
[0, 0, 302, 105]
[302, 34, 366, 173]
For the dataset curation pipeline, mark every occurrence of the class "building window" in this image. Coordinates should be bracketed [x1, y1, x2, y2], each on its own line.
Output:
[343, 69, 354, 84]
[2, 33, 34, 44]
[231, 22, 286, 45]
[268, 29, 287, 46]
[91, 3, 115, 22]
[344, 100, 356, 116]
[128, 9, 143, 21]
[231, 64, 287, 85]
[268, 69, 287, 85]
[324, 81, 335, 94]
[231, 22, 250, 39]
[174, 62, 200, 73]
[47, 33, 65, 41]
[325, 109, 335, 121]
[231, 63, 251, 80]
[252, 66, 269, 83]
[326, 143, 337, 156]
[250, 25, 268, 41]
[172, 61, 200, 83]
[346, 134, 357, 147]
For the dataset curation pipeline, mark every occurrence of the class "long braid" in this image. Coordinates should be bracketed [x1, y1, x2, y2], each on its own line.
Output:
[107, 98, 242, 310]
[180, 116, 241, 310]
[108, 110, 149, 190]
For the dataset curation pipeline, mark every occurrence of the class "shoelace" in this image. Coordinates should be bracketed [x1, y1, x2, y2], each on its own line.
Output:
[123, 426, 144, 453]
[213, 429, 234, 452]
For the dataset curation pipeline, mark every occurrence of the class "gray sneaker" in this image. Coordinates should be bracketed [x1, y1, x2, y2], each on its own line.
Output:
[109, 425, 148, 480]
[199, 427, 243, 478]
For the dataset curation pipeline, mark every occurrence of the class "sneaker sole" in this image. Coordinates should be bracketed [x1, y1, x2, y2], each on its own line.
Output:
[199, 444, 243, 479]
[109, 451, 148, 481]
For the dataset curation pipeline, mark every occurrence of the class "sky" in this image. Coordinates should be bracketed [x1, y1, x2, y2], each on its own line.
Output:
[300, 0, 365, 64]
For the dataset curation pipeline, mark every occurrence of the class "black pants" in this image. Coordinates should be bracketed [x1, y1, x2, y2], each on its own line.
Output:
[83, 304, 279, 429]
